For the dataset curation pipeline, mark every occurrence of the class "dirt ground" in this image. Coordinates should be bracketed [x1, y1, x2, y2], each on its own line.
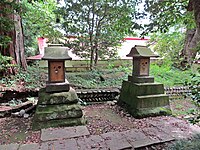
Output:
[0, 97, 197, 146]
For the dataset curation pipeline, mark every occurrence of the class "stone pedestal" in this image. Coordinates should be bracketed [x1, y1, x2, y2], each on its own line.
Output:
[119, 80, 171, 118]
[32, 88, 86, 130]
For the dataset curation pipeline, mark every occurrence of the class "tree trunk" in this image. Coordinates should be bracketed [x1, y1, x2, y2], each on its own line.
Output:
[0, 0, 27, 74]
[90, 46, 94, 70]
[182, 0, 200, 65]
[13, 11, 27, 70]
[181, 29, 196, 65]
[94, 42, 99, 66]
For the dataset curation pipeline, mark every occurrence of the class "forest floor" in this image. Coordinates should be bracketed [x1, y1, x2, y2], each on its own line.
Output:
[0, 96, 198, 150]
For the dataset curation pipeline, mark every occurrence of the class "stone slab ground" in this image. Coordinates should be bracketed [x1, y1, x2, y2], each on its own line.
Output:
[1, 116, 200, 150]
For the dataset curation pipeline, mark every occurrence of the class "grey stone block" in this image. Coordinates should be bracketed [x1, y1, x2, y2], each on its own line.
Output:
[0, 144, 19, 150]
[101, 132, 132, 150]
[19, 143, 40, 150]
[77, 135, 107, 150]
[40, 139, 78, 150]
[41, 126, 90, 141]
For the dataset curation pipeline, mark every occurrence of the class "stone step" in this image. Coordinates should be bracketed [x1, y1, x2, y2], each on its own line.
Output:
[36, 104, 82, 113]
[41, 126, 90, 141]
[121, 81, 165, 96]
[136, 94, 169, 108]
[32, 117, 86, 131]
[38, 88, 78, 105]
[34, 104, 83, 122]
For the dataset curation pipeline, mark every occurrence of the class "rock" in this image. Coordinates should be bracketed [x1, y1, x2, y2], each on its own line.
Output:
[32, 87, 86, 130]
[19, 109, 25, 116]
[23, 113, 29, 118]
[34, 104, 83, 121]
[106, 101, 116, 106]
[113, 100, 118, 104]
[38, 88, 79, 105]
[126, 113, 131, 117]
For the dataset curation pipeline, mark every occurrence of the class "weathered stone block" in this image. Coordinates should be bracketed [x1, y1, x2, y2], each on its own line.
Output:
[128, 106, 172, 118]
[120, 81, 165, 97]
[33, 87, 86, 130]
[32, 117, 86, 131]
[34, 104, 83, 121]
[128, 75, 154, 83]
[119, 80, 171, 118]
[38, 88, 78, 105]
[46, 82, 70, 92]
[136, 94, 169, 108]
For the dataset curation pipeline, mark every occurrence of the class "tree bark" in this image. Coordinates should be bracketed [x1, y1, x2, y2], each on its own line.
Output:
[94, 44, 99, 66]
[182, 0, 200, 64]
[13, 10, 27, 70]
[0, 0, 27, 74]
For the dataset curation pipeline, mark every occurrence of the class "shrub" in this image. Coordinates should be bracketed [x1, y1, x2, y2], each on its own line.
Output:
[167, 134, 200, 150]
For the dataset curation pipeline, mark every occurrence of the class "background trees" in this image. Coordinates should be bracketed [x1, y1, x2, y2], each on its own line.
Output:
[22, 0, 62, 56]
[0, 0, 62, 75]
[141, 0, 200, 66]
[59, 0, 136, 69]
[1, 0, 200, 74]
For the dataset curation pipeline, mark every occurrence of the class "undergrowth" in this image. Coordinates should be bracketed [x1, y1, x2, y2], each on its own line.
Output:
[0, 63, 45, 90]
[167, 134, 200, 150]
[150, 62, 192, 87]
[0, 60, 196, 89]
[68, 66, 130, 88]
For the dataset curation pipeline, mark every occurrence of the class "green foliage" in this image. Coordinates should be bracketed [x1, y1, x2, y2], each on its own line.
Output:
[167, 134, 200, 150]
[142, 0, 195, 35]
[0, 63, 44, 89]
[0, 54, 16, 76]
[60, 0, 136, 66]
[68, 66, 129, 89]
[150, 61, 192, 87]
[21, 0, 63, 56]
[186, 69, 200, 124]
[67, 60, 193, 88]
[149, 31, 185, 69]
[0, 0, 19, 46]
[7, 99, 22, 107]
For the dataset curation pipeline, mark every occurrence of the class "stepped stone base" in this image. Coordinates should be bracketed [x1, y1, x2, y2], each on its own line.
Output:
[128, 75, 154, 83]
[119, 81, 171, 118]
[32, 87, 86, 130]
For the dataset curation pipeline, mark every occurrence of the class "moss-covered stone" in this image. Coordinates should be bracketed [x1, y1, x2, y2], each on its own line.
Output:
[119, 80, 171, 118]
[33, 87, 85, 130]
[36, 104, 81, 113]
[34, 104, 83, 121]
[32, 117, 86, 131]
[128, 75, 154, 83]
[136, 94, 169, 108]
[120, 81, 164, 97]
[128, 106, 172, 118]
[38, 88, 78, 105]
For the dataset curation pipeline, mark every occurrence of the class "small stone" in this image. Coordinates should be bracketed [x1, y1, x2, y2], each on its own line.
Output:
[106, 101, 115, 106]
[19, 109, 25, 116]
[23, 113, 29, 118]
[126, 113, 131, 117]
[184, 115, 193, 119]
[113, 100, 117, 104]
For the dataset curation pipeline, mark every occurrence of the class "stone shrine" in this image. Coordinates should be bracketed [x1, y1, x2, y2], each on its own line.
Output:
[118, 45, 172, 118]
[32, 45, 85, 130]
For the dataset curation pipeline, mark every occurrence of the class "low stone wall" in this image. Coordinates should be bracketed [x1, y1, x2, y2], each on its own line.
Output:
[164, 86, 191, 99]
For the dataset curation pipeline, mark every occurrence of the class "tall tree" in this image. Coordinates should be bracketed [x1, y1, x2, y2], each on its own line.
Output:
[22, 0, 62, 56]
[60, 0, 136, 69]
[0, 0, 27, 73]
[141, 0, 199, 65]
[185, 0, 200, 63]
